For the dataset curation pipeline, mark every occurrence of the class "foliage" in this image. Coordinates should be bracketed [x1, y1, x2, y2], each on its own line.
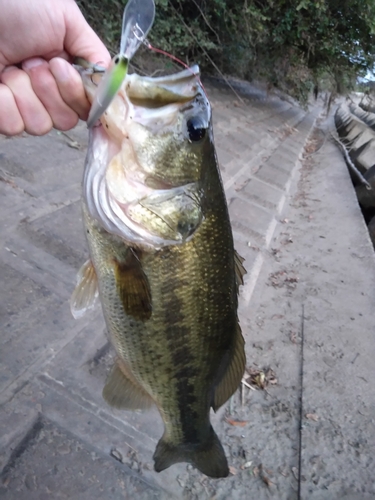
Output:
[76, 0, 375, 103]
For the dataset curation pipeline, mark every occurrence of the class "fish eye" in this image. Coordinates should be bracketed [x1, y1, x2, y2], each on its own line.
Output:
[186, 117, 206, 142]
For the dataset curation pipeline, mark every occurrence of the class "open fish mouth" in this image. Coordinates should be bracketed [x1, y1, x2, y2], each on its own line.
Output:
[78, 62, 210, 248]
[125, 65, 201, 107]
[76, 60, 201, 113]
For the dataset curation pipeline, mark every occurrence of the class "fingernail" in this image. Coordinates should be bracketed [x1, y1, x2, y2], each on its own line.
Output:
[22, 57, 46, 70]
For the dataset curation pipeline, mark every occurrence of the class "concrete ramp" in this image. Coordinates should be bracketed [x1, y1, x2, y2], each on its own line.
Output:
[1, 83, 374, 499]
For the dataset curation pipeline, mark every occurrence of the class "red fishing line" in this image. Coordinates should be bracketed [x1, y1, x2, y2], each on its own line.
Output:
[143, 39, 207, 96]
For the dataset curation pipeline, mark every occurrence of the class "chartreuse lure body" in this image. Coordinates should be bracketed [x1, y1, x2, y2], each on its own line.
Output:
[87, 0, 155, 128]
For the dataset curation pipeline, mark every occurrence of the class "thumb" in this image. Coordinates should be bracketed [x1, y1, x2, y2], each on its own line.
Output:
[63, 1, 111, 66]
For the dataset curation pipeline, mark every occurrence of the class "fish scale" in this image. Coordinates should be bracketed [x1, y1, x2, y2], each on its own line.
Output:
[72, 62, 246, 478]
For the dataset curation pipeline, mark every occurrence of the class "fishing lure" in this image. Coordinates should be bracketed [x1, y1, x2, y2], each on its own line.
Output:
[87, 0, 155, 128]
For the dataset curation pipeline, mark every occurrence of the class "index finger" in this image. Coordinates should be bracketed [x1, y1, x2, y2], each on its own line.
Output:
[49, 57, 91, 120]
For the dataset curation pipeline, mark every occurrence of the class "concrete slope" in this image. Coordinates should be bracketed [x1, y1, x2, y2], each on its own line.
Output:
[235, 114, 375, 499]
[2, 83, 371, 499]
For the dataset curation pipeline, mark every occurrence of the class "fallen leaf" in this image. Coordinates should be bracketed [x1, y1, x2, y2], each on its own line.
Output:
[241, 461, 253, 470]
[291, 467, 299, 480]
[271, 314, 284, 319]
[254, 372, 266, 388]
[306, 413, 319, 422]
[225, 417, 248, 427]
[110, 449, 123, 462]
[265, 369, 277, 385]
[245, 367, 277, 389]
[259, 464, 273, 488]
[278, 467, 289, 477]
[262, 476, 273, 487]
[290, 332, 298, 344]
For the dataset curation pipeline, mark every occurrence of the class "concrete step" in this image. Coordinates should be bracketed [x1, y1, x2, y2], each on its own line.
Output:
[0, 80, 321, 499]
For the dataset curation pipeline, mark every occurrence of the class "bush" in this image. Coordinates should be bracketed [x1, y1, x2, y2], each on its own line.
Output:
[76, 0, 375, 103]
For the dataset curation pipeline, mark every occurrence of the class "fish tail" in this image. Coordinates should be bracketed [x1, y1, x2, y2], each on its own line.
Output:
[153, 426, 229, 478]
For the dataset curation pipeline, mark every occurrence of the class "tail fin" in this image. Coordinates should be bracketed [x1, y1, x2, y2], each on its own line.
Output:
[153, 426, 229, 478]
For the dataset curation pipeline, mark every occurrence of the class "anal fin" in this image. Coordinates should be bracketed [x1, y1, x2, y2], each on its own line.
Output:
[70, 259, 99, 319]
[234, 250, 246, 292]
[102, 358, 154, 410]
[213, 322, 246, 411]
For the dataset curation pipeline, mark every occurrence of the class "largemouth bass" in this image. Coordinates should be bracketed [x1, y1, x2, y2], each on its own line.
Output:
[71, 62, 246, 478]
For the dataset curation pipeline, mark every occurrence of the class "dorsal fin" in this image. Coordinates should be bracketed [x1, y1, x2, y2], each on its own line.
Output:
[234, 250, 246, 293]
[103, 358, 154, 410]
[212, 322, 246, 411]
[70, 259, 99, 319]
[113, 249, 152, 321]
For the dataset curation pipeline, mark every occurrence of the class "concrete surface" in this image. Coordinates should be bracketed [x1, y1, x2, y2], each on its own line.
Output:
[0, 81, 374, 500]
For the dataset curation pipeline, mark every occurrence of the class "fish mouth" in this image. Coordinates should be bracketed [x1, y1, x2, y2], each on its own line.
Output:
[80, 63, 208, 249]
[75, 59, 200, 109]
[76, 60, 205, 138]
[125, 65, 200, 107]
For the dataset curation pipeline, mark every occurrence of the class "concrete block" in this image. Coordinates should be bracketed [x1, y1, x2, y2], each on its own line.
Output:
[345, 121, 365, 142]
[268, 151, 298, 174]
[254, 162, 291, 190]
[352, 128, 375, 150]
[241, 176, 284, 211]
[356, 140, 375, 172]
[228, 197, 275, 244]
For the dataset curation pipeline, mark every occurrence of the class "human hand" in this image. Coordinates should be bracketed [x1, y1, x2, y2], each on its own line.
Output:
[0, 0, 110, 136]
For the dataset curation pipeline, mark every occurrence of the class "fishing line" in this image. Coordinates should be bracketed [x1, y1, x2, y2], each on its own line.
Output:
[135, 33, 207, 96]
[88, 0, 210, 126]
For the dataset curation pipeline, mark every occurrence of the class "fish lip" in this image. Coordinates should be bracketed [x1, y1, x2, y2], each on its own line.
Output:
[75, 61, 201, 108]
[124, 67, 201, 106]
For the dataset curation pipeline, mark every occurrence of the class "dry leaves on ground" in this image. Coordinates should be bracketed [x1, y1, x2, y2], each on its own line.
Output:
[243, 367, 278, 390]
[257, 464, 274, 488]
[268, 270, 299, 289]
[306, 413, 319, 422]
[225, 417, 248, 427]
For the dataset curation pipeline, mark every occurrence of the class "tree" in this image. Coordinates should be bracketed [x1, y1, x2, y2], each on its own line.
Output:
[77, 0, 375, 102]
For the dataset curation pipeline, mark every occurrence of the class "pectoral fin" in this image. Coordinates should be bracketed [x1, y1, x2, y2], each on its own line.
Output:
[70, 259, 99, 319]
[212, 322, 246, 411]
[113, 250, 152, 321]
[103, 358, 154, 410]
